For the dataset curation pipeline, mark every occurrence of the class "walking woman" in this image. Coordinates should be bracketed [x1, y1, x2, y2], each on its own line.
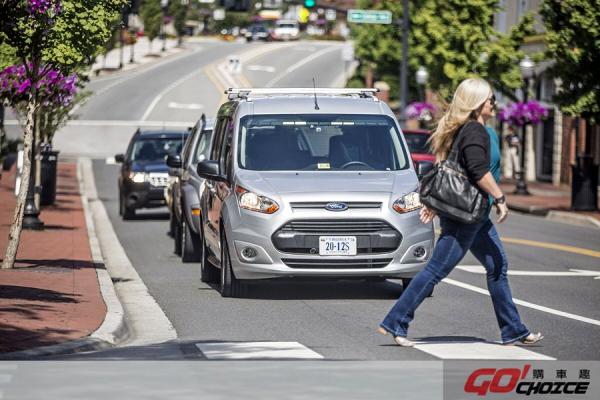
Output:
[379, 78, 543, 347]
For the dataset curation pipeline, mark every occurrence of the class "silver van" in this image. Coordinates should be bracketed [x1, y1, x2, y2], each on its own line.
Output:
[197, 88, 434, 297]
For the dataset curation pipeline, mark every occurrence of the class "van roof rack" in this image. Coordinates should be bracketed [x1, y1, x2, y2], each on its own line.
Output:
[226, 88, 379, 100]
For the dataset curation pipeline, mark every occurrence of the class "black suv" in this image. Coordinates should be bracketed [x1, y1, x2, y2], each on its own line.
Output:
[166, 115, 214, 262]
[116, 129, 189, 219]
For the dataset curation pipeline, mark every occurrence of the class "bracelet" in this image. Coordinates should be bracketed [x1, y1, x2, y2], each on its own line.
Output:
[493, 195, 506, 205]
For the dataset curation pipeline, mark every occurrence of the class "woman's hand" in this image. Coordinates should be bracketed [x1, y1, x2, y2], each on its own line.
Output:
[420, 206, 436, 224]
[495, 202, 509, 223]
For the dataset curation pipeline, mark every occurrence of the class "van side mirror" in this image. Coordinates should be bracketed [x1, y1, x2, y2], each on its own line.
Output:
[416, 161, 435, 180]
[115, 154, 125, 163]
[197, 160, 227, 182]
[166, 154, 182, 168]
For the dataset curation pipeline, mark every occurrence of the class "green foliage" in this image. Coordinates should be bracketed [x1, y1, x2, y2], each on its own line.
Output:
[351, 0, 534, 101]
[0, 0, 126, 71]
[169, 0, 188, 38]
[141, 0, 163, 43]
[0, 41, 18, 70]
[540, 0, 600, 124]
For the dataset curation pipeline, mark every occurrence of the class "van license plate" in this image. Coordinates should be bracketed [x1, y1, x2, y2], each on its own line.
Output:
[319, 236, 357, 256]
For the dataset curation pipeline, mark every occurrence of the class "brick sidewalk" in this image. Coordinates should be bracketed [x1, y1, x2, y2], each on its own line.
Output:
[500, 180, 600, 223]
[0, 163, 106, 353]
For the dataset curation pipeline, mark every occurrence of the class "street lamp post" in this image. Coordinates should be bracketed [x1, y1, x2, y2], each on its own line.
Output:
[398, 0, 409, 125]
[23, 132, 44, 230]
[514, 55, 535, 195]
[416, 66, 428, 102]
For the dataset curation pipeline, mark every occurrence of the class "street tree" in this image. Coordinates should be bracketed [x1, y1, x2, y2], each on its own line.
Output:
[141, 0, 163, 53]
[169, 0, 189, 46]
[351, 0, 534, 102]
[0, 0, 125, 270]
[540, 0, 600, 124]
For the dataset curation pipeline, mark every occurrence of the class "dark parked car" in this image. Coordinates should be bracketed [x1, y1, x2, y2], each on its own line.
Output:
[245, 24, 271, 42]
[116, 129, 189, 220]
[403, 129, 436, 178]
[166, 115, 214, 262]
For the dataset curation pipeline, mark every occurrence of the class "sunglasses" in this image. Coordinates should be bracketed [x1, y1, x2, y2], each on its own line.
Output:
[489, 94, 496, 107]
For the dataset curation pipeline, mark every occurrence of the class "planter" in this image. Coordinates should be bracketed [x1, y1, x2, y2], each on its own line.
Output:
[40, 149, 59, 206]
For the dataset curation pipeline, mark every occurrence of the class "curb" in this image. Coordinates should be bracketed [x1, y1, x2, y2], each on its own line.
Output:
[508, 203, 600, 229]
[1, 160, 130, 360]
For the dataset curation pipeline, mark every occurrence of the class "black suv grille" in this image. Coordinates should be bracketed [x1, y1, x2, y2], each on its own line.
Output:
[282, 258, 393, 269]
[280, 219, 392, 234]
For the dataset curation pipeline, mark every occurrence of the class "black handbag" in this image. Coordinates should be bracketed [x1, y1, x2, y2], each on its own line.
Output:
[419, 125, 489, 224]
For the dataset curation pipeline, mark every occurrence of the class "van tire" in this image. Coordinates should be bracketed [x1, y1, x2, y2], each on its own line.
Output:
[200, 226, 219, 283]
[181, 219, 202, 262]
[220, 231, 243, 298]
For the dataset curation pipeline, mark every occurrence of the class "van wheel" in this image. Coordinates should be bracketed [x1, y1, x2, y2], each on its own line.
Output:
[220, 232, 243, 298]
[200, 225, 219, 283]
[168, 207, 176, 237]
[181, 219, 201, 262]
[174, 218, 182, 256]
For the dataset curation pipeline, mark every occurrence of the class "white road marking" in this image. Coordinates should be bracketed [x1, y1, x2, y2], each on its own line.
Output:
[105, 156, 116, 165]
[246, 64, 276, 72]
[413, 341, 555, 360]
[140, 69, 202, 121]
[167, 101, 204, 110]
[443, 277, 600, 326]
[196, 341, 324, 360]
[266, 45, 343, 87]
[457, 265, 600, 277]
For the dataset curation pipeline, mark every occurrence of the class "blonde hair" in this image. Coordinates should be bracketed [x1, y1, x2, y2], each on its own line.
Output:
[430, 78, 492, 161]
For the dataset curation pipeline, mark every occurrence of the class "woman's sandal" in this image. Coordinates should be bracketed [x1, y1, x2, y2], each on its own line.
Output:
[377, 327, 416, 347]
[520, 332, 544, 345]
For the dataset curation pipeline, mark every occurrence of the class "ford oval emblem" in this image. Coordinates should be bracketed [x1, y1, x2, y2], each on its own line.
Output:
[325, 202, 349, 212]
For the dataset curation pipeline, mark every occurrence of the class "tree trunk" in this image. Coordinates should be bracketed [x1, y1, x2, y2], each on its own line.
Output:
[34, 109, 42, 210]
[2, 97, 36, 269]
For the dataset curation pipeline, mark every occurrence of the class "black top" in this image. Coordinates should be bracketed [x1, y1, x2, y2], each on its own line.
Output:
[450, 121, 490, 181]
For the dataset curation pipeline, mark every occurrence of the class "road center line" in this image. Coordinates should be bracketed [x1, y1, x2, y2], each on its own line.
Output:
[443, 277, 600, 326]
[502, 237, 600, 259]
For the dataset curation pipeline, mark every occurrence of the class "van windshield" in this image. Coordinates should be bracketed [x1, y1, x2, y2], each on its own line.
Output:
[238, 114, 409, 171]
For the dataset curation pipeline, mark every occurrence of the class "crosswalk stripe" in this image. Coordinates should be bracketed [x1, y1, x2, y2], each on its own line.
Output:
[195, 341, 324, 360]
[413, 341, 555, 360]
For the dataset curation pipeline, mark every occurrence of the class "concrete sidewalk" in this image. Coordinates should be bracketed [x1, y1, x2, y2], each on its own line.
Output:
[0, 163, 109, 354]
[500, 180, 600, 228]
[91, 36, 183, 76]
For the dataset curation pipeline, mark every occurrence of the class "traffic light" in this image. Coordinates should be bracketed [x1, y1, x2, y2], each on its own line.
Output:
[304, 0, 316, 8]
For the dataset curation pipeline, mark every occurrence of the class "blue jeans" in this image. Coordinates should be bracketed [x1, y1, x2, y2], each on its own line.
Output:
[380, 216, 530, 344]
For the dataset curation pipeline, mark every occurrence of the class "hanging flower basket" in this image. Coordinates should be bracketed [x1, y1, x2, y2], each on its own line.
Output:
[498, 100, 549, 127]
[405, 101, 436, 121]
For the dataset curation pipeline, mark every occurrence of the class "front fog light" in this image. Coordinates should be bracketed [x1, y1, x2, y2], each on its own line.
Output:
[241, 247, 258, 259]
[413, 246, 426, 258]
[393, 192, 422, 213]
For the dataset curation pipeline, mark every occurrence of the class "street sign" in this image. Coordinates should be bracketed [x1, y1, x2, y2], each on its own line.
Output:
[325, 9, 337, 21]
[347, 9, 392, 25]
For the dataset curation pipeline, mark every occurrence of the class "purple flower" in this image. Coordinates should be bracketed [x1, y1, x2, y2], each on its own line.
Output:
[17, 79, 31, 94]
[498, 100, 548, 127]
[406, 102, 436, 120]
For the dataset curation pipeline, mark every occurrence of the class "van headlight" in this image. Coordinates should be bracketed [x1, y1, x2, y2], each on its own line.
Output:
[129, 172, 146, 183]
[236, 186, 279, 214]
[392, 192, 422, 213]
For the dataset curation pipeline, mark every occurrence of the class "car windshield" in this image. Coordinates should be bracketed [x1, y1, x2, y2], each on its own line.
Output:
[238, 114, 409, 171]
[277, 23, 297, 29]
[131, 136, 186, 163]
[404, 132, 431, 154]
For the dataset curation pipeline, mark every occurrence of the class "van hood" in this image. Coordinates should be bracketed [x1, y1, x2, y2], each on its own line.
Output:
[235, 170, 419, 195]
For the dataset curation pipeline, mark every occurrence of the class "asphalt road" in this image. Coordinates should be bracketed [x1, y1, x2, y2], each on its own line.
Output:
[74, 40, 599, 361]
